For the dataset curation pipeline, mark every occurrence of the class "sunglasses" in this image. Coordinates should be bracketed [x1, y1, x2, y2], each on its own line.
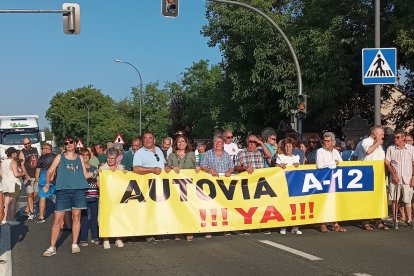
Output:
[269, 137, 277, 141]
[309, 141, 317, 143]
[226, 136, 233, 139]
[248, 140, 257, 143]
[64, 140, 74, 145]
[323, 139, 332, 142]
[394, 136, 404, 139]
[154, 153, 160, 162]
[24, 142, 31, 146]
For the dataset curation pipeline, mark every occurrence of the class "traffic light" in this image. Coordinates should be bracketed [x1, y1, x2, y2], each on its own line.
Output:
[63, 3, 80, 34]
[297, 94, 307, 118]
[162, 0, 179, 18]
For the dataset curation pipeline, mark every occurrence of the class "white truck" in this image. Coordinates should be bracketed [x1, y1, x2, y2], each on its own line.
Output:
[0, 115, 45, 158]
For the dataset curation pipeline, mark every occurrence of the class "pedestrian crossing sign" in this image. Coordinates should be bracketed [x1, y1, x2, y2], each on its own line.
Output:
[362, 48, 397, 85]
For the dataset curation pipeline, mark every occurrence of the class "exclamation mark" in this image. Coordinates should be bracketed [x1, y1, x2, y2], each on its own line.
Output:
[290, 204, 297, 220]
[300, 203, 306, 220]
[211, 208, 217, 226]
[200, 209, 207, 227]
[221, 208, 228, 226]
[309, 202, 314, 219]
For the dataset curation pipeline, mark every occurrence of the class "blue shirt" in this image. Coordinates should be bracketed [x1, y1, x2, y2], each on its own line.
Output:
[55, 154, 88, 190]
[201, 149, 234, 173]
[133, 147, 166, 169]
[293, 148, 305, 164]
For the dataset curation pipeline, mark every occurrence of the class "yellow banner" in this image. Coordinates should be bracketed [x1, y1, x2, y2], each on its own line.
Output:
[99, 160, 387, 237]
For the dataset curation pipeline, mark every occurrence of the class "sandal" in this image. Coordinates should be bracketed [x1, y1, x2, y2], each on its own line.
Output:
[377, 223, 389, 230]
[186, 235, 193, 242]
[363, 224, 374, 231]
[319, 224, 329, 233]
[332, 224, 347, 232]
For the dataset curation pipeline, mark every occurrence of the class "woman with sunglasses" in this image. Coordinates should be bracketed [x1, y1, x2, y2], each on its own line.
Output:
[99, 148, 127, 249]
[167, 134, 200, 241]
[43, 137, 94, 257]
[79, 148, 99, 247]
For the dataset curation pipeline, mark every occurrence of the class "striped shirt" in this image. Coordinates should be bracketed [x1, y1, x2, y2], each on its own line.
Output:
[236, 149, 265, 169]
[85, 166, 98, 200]
[201, 149, 234, 173]
[385, 144, 414, 185]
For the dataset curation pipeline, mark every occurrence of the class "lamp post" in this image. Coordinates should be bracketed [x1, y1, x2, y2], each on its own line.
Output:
[50, 112, 66, 138]
[71, 96, 90, 146]
[114, 59, 144, 136]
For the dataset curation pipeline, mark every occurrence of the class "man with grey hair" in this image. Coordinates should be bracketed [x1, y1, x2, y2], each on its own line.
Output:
[316, 132, 342, 169]
[201, 135, 234, 177]
[223, 130, 239, 164]
[358, 125, 385, 161]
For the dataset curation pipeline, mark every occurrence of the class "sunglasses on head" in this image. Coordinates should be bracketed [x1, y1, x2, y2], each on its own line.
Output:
[64, 140, 74, 146]
[154, 153, 160, 162]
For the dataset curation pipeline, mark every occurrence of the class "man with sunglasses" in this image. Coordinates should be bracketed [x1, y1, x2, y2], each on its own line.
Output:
[19, 137, 39, 219]
[223, 130, 239, 165]
[132, 131, 168, 244]
[385, 130, 414, 229]
[305, 134, 321, 164]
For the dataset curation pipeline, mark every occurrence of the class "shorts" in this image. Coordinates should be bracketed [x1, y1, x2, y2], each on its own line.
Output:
[388, 184, 413, 204]
[4, 183, 21, 199]
[38, 184, 55, 198]
[54, 189, 87, 212]
[25, 178, 38, 193]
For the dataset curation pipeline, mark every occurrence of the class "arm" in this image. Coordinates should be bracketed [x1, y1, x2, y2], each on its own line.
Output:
[80, 155, 93, 179]
[133, 166, 161, 175]
[11, 160, 24, 178]
[19, 151, 30, 180]
[385, 159, 399, 185]
[363, 137, 382, 156]
[411, 161, 414, 188]
[35, 168, 40, 184]
[45, 154, 61, 188]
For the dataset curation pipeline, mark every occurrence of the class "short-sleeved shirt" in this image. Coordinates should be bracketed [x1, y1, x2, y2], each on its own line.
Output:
[133, 147, 165, 169]
[167, 151, 197, 169]
[121, 150, 135, 171]
[236, 149, 265, 169]
[359, 136, 385, 161]
[386, 144, 414, 184]
[276, 154, 300, 166]
[201, 149, 234, 173]
[293, 148, 305, 164]
[264, 143, 276, 167]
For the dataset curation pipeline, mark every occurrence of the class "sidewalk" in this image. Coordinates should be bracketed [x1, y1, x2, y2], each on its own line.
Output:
[0, 223, 12, 276]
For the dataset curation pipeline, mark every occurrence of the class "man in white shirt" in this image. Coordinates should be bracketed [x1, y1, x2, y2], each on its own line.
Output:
[358, 126, 385, 161]
[316, 132, 342, 169]
[223, 130, 239, 164]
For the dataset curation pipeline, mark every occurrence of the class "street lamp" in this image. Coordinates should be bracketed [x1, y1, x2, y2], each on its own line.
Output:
[71, 96, 90, 146]
[114, 59, 144, 136]
[50, 112, 66, 138]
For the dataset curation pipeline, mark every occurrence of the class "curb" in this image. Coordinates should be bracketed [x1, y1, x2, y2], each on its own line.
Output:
[0, 223, 12, 276]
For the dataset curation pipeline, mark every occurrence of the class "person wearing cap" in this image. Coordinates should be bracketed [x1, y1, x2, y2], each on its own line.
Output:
[0, 147, 25, 226]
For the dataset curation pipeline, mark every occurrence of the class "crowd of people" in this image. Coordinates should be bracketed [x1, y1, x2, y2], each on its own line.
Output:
[0, 125, 413, 257]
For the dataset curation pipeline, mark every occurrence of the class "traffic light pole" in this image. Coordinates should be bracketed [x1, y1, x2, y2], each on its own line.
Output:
[208, 0, 304, 136]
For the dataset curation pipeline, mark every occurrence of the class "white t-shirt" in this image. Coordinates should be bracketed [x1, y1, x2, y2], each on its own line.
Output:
[316, 147, 342, 169]
[359, 136, 385, 161]
[276, 154, 300, 166]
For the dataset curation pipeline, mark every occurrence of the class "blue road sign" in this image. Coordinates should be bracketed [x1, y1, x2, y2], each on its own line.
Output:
[362, 48, 397, 85]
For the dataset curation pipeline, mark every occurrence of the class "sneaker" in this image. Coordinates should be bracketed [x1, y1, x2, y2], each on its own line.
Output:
[103, 240, 111, 249]
[7, 220, 20, 226]
[291, 227, 302, 235]
[36, 217, 45, 224]
[71, 244, 80, 254]
[90, 239, 99, 245]
[80, 241, 89, 247]
[43, 246, 56, 257]
[204, 234, 212, 239]
[27, 213, 35, 220]
[115, 239, 124, 248]
[146, 237, 157, 244]
[407, 221, 414, 229]
[394, 221, 399, 230]
[280, 228, 287, 235]
[262, 230, 271, 235]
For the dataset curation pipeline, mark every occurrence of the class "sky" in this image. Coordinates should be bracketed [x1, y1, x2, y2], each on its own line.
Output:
[0, 0, 222, 128]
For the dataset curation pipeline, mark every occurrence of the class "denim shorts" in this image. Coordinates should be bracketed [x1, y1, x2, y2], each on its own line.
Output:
[55, 189, 87, 212]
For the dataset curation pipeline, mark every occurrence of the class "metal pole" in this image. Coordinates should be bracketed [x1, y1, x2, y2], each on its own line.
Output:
[114, 60, 144, 136]
[374, 0, 381, 125]
[209, 0, 303, 135]
[0, 9, 71, 14]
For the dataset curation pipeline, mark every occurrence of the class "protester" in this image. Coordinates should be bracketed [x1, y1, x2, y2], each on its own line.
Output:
[160, 137, 173, 160]
[287, 133, 305, 164]
[305, 134, 321, 164]
[121, 136, 142, 171]
[35, 143, 56, 223]
[19, 137, 39, 220]
[79, 148, 99, 247]
[358, 126, 388, 230]
[95, 143, 107, 166]
[385, 130, 414, 229]
[195, 142, 207, 165]
[167, 134, 199, 241]
[0, 147, 24, 226]
[263, 131, 277, 167]
[234, 135, 271, 174]
[0, 187, 4, 223]
[100, 148, 125, 249]
[113, 143, 124, 164]
[200, 135, 234, 238]
[87, 146, 100, 168]
[275, 138, 302, 235]
[316, 132, 347, 232]
[223, 130, 239, 164]
[405, 134, 413, 145]
[133, 131, 169, 243]
[43, 136, 93, 257]
[340, 138, 355, 161]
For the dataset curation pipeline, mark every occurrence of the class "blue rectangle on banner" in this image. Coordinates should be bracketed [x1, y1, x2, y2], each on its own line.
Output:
[285, 166, 374, 197]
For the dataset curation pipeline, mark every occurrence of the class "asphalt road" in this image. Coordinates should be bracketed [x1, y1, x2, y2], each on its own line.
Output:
[9, 213, 414, 276]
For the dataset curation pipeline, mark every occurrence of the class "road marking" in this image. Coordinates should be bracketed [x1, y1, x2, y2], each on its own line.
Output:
[259, 240, 323, 261]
